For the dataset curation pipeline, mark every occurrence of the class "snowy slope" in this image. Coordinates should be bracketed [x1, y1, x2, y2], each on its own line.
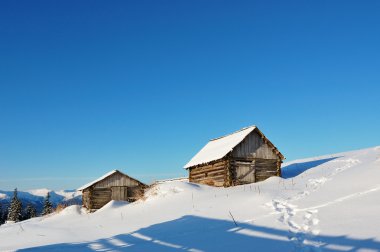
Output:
[1, 146, 380, 251]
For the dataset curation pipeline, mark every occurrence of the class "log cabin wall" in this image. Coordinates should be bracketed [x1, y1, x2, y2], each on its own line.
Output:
[91, 188, 112, 209]
[189, 160, 227, 187]
[254, 158, 279, 182]
[82, 190, 91, 209]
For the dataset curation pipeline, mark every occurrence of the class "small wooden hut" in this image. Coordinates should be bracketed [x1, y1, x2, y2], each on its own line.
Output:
[184, 125, 285, 187]
[78, 170, 146, 211]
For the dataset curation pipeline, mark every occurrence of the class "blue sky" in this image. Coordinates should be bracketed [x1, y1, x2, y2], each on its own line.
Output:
[1, 1, 379, 190]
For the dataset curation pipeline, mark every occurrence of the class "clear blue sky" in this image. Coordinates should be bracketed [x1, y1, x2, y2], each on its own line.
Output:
[1, 1, 379, 190]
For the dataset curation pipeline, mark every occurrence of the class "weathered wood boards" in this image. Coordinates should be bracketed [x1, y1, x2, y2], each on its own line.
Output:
[91, 188, 111, 209]
[189, 160, 226, 186]
[111, 187, 128, 201]
[187, 126, 284, 187]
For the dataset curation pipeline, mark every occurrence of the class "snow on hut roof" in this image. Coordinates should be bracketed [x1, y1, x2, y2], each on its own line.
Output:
[77, 170, 120, 191]
[184, 126, 257, 169]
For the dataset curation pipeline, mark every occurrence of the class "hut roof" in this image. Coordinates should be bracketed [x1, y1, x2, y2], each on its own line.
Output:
[77, 170, 144, 191]
[184, 125, 284, 169]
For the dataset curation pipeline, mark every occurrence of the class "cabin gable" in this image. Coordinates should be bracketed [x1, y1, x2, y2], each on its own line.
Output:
[92, 171, 141, 189]
[79, 170, 146, 211]
[186, 126, 284, 187]
[231, 129, 279, 160]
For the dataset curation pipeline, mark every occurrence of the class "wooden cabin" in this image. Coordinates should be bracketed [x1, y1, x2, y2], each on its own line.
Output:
[184, 126, 285, 187]
[78, 170, 146, 211]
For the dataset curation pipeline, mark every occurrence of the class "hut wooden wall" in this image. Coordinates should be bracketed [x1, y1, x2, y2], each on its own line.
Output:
[231, 160, 255, 185]
[232, 130, 279, 160]
[111, 187, 128, 201]
[93, 172, 140, 188]
[189, 160, 227, 187]
[127, 186, 145, 200]
[230, 158, 280, 185]
[188, 156, 281, 187]
[91, 188, 112, 209]
[254, 159, 280, 182]
[82, 190, 91, 209]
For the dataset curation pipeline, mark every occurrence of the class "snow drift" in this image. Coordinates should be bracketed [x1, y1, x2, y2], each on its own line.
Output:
[1, 146, 380, 251]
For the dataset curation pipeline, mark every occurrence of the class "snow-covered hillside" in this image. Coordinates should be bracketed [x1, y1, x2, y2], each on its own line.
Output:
[1, 146, 380, 251]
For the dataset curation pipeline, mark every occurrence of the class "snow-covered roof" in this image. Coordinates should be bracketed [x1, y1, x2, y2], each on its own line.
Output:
[77, 170, 120, 191]
[184, 126, 257, 169]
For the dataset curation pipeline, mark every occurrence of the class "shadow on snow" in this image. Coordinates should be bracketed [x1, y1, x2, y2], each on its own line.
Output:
[18, 215, 380, 252]
[281, 157, 340, 179]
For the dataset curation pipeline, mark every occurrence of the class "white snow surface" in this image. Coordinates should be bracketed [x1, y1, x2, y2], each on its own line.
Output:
[54, 189, 81, 200]
[184, 125, 256, 168]
[1, 146, 380, 251]
[27, 188, 51, 197]
[27, 188, 81, 201]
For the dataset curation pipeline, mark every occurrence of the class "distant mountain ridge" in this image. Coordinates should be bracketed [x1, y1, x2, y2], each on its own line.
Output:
[0, 189, 82, 214]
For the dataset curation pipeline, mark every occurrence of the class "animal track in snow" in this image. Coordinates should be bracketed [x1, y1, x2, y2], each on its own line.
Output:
[295, 158, 361, 199]
[269, 200, 321, 251]
[307, 177, 328, 191]
[265, 157, 363, 251]
[329, 158, 360, 175]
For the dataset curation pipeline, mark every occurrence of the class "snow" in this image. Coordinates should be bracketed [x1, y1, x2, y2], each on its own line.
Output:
[1, 146, 380, 251]
[26, 189, 81, 202]
[184, 126, 256, 168]
[94, 201, 129, 214]
[27, 188, 81, 200]
[154, 177, 188, 184]
[0, 193, 7, 199]
[27, 188, 51, 197]
[77, 170, 119, 191]
[54, 190, 81, 200]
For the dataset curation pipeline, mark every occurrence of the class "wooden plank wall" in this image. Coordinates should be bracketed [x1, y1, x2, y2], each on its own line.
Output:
[111, 187, 128, 201]
[127, 186, 145, 201]
[254, 159, 279, 182]
[93, 172, 140, 188]
[84, 185, 145, 210]
[189, 160, 227, 187]
[230, 158, 280, 185]
[232, 160, 255, 185]
[91, 188, 112, 209]
[232, 130, 279, 160]
[188, 158, 281, 187]
[82, 190, 91, 209]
